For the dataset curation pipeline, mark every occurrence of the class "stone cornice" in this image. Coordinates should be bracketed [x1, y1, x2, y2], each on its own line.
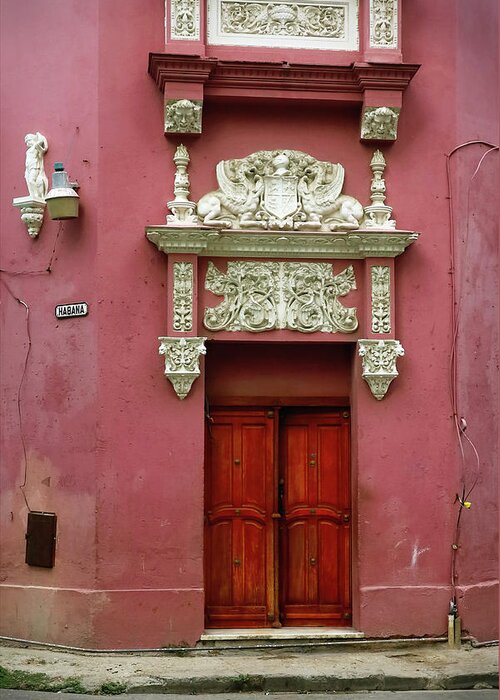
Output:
[146, 226, 419, 259]
[148, 54, 420, 102]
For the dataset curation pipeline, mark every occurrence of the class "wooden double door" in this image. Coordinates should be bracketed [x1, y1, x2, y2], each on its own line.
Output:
[205, 408, 351, 628]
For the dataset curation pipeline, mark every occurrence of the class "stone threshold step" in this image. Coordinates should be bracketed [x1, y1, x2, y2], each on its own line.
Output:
[199, 627, 365, 647]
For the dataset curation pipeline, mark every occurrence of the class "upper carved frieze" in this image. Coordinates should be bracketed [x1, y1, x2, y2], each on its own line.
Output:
[207, 0, 359, 50]
[196, 149, 364, 232]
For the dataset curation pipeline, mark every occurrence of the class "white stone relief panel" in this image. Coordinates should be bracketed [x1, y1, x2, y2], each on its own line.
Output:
[170, 0, 200, 39]
[371, 265, 391, 333]
[204, 261, 358, 333]
[207, 0, 359, 50]
[369, 0, 397, 49]
[173, 262, 194, 332]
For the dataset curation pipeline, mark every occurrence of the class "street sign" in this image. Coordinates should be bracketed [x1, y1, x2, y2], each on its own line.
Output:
[55, 302, 88, 319]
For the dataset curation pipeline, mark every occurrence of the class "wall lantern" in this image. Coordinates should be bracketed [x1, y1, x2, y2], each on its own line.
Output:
[45, 162, 80, 220]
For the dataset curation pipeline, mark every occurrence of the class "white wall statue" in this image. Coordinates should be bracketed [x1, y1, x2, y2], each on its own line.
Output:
[24, 132, 49, 199]
[12, 131, 49, 238]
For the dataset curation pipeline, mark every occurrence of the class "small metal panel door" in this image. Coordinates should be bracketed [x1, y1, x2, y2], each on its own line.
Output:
[205, 409, 276, 627]
[280, 410, 351, 626]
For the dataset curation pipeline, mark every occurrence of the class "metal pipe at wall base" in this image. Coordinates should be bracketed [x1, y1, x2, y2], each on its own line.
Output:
[0, 633, 459, 655]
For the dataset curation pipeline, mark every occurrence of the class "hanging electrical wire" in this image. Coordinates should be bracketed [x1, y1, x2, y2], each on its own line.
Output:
[445, 139, 499, 608]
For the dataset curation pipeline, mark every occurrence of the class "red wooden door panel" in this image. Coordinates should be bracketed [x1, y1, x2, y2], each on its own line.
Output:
[280, 411, 351, 626]
[205, 409, 276, 628]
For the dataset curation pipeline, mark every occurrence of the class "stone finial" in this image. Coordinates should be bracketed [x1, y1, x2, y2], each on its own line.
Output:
[167, 144, 198, 225]
[363, 149, 396, 229]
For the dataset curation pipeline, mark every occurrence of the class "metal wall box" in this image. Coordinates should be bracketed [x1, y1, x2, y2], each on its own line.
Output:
[25, 512, 57, 568]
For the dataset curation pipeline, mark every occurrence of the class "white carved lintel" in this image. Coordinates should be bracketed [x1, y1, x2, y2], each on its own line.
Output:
[358, 338, 404, 400]
[159, 336, 207, 399]
[12, 196, 46, 238]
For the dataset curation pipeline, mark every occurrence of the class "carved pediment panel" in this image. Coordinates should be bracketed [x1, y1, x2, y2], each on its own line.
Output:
[196, 149, 364, 233]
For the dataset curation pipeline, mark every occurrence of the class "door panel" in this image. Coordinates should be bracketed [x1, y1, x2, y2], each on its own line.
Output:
[205, 410, 275, 628]
[280, 411, 351, 626]
[205, 407, 351, 628]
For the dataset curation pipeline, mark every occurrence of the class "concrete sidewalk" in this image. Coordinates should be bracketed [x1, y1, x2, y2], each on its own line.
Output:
[0, 639, 497, 694]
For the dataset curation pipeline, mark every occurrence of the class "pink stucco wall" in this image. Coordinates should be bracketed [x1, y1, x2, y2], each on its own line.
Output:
[0, 0, 497, 647]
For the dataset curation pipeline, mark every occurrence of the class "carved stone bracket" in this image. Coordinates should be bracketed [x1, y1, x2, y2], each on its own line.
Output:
[361, 106, 400, 141]
[358, 338, 404, 400]
[204, 261, 358, 333]
[165, 99, 202, 134]
[12, 197, 46, 238]
[159, 336, 207, 399]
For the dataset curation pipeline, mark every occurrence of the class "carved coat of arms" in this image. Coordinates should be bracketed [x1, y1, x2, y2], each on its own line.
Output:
[196, 149, 364, 232]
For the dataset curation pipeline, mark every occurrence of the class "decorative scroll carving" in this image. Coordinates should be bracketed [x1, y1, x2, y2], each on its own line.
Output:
[159, 336, 207, 399]
[363, 150, 396, 229]
[204, 261, 358, 333]
[12, 132, 49, 238]
[371, 266, 391, 333]
[358, 338, 404, 400]
[171, 0, 200, 39]
[197, 149, 364, 232]
[173, 262, 194, 332]
[369, 0, 397, 48]
[208, 0, 359, 49]
[165, 99, 202, 134]
[167, 145, 198, 225]
[220, 2, 345, 38]
[361, 106, 400, 141]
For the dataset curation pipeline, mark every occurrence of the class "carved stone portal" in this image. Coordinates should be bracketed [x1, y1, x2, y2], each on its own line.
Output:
[358, 338, 404, 400]
[204, 261, 358, 333]
[196, 149, 364, 232]
[159, 336, 207, 399]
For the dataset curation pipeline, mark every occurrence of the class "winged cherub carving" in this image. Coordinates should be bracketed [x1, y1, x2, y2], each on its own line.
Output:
[298, 161, 364, 231]
[197, 159, 264, 228]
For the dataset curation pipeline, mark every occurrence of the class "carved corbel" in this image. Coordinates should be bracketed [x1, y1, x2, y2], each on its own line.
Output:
[159, 336, 207, 399]
[361, 106, 400, 142]
[165, 99, 202, 134]
[358, 338, 404, 400]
